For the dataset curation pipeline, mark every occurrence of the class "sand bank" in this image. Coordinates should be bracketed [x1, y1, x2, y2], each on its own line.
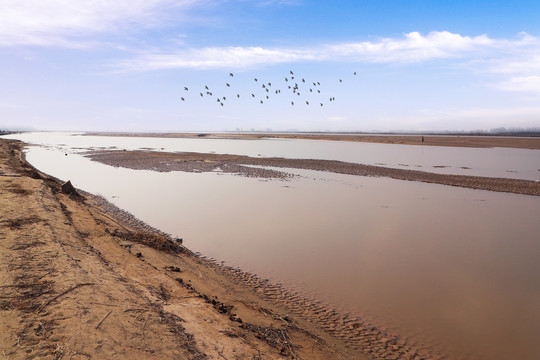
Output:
[86, 150, 540, 196]
[1, 138, 441, 359]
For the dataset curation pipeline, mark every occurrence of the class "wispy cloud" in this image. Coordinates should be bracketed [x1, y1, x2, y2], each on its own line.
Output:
[113, 31, 537, 71]
[0, 0, 200, 47]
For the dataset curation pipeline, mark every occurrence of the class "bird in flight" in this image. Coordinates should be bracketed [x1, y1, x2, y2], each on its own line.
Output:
[184, 87, 188, 91]
[181, 97, 185, 101]
[229, 73, 234, 77]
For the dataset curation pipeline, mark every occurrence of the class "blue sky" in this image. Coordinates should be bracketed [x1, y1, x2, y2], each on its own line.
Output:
[1, 0, 539, 132]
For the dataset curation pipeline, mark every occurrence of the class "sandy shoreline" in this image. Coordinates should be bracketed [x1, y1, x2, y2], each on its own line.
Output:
[84, 132, 540, 149]
[1, 138, 444, 359]
[86, 149, 540, 196]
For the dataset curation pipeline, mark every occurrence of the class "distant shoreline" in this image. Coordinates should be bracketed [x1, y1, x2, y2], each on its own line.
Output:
[83, 132, 540, 150]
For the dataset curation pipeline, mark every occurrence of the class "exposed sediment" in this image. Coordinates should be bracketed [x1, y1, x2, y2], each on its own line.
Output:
[86, 150, 540, 196]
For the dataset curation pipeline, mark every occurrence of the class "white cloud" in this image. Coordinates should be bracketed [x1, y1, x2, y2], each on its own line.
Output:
[327, 31, 494, 63]
[0, 0, 198, 47]
[494, 76, 540, 95]
[113, 31, 538, 72]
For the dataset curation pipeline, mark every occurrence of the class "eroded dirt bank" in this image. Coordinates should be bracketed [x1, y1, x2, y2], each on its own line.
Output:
[2, 138, 451, 360]
[86, 150, 540, 196]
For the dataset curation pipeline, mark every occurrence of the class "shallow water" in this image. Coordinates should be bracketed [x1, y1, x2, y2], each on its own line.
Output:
[3, 132, 540, 360]
[4, 131, 540, 180]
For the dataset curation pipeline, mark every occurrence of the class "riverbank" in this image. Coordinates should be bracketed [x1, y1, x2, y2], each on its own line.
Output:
[2, 138, 451, 359]
[1, 138, 374, 359]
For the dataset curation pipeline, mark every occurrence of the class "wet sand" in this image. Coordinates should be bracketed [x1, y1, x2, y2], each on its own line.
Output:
[85, 150, 540, 196]
[85, 132, 540, 150]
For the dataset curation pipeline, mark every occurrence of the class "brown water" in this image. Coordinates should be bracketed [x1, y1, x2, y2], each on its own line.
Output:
[6, 133, 540, 360]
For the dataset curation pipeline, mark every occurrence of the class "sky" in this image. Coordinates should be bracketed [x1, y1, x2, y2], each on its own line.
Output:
[1, 0, 540, 132]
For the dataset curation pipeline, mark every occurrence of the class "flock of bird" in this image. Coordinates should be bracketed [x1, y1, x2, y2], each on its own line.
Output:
[180, 70, 357, 108]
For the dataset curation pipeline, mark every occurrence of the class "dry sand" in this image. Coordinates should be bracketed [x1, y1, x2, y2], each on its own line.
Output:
[1, 138, 437, 359]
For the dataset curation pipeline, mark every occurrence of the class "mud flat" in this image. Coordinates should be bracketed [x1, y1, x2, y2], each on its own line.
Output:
[0, 138, 443, 359]
[85, 150, 540, 196]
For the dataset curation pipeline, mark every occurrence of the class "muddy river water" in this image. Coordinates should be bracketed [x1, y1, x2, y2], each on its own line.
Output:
[3, 132, 540, 360]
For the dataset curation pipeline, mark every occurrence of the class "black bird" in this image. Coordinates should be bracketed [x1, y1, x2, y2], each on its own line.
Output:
[254, 78, 258, 82]
[302, 78, 305, 83]
[291, 101, 294, 105]
[297, 92, 300, 96]
[339, 79, 342, 83]
[320, 103, 323, 106]
[291, 76, 294, 80]
[306, 101, 309, 105]
[313, 82, 316, 86]
[200, 93, 203, 97]
[184, 87, 188, 91]
[226, 83, 230, 87]
[262, 84, 266, 88]
[317, 82, 320, 85]
[220, 102, 224, 106]
[354, 72, 357, 75]
[217, 98, 221, 102]
[266, 95, 269, 99]
[252, 93, 255, 97]
[309, 89, 313, 92]
[181, 97, 185, 101]
[317, 90, 320, 93]
[285, 78, 288, 82]
[237, 94, 240, 98]
[260, 100, 263, 104]
[290, 70, 294, 75]
[229, 73, 234, 77]
[268, 82, 271, 86]
[266, 88, 269, 93]
[205, 85, 209, 90]
[223, 96, 226, 100]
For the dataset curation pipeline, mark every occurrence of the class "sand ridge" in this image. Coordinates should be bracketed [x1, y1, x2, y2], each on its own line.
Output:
[85, 150, 540, 196]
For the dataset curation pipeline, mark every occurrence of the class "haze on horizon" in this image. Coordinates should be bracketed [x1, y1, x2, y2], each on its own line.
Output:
[1, 1, 540, 133]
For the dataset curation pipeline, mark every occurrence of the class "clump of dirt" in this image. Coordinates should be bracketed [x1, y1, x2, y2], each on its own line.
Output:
[108, 229, 183, 253]
[0, 216, 43, 230]
[240, 323, 299, 357]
